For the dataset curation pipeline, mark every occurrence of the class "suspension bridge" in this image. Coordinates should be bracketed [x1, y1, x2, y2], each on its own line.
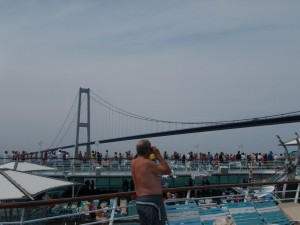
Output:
[45, 87, 300, 156]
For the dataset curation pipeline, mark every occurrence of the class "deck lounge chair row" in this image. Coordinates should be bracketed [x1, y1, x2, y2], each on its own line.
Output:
[165, 200, 295, 225]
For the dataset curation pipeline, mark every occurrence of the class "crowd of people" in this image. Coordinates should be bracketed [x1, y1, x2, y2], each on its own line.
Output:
[163, 150, 287, 167]
[1, 147, 288, 167]
[1, 149, 72, 165]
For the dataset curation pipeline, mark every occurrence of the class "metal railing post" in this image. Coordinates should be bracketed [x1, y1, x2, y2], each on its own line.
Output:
[20, 208, 25, 225]
[108, 197, 118, 225]
[294, 183, 300, 203]
[186, 190, 191, 199]
[282, 183, 287, 199]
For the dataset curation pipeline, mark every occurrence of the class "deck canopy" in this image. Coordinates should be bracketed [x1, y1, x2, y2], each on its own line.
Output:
[0, 161, 57, 172]
[283, 137, 300, 146]
[0, 169, 74, 201]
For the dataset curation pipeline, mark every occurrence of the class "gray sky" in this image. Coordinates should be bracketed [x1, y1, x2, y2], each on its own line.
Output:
[1, 1, 300, 156]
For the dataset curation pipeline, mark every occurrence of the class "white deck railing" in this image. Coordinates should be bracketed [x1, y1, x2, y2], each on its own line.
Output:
[0, 180, 299, 225]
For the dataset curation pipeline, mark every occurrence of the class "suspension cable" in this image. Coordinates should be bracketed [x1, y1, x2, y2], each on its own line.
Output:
[48, 90, 80, 149]
[90, 89, 300, 125]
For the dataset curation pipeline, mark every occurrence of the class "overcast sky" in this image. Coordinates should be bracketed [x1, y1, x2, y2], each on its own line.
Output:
[1, 1, 300, 156]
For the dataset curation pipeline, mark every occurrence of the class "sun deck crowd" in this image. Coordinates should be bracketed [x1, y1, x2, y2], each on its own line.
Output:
[1, 147, 289, 169]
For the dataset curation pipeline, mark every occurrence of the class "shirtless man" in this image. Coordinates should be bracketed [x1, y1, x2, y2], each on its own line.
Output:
[131, 139, 172, 225]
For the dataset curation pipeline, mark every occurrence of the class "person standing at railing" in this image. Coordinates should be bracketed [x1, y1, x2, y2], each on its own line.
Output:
[3, 150, 10, 164]
[131, 139, 172, 225]
[78, 151, 83, 161]
[105, 149, 109, 160]
[274, 153, 279, 168]
[263, 153, 268, 167]
[257, 153, 262, 167]
[236, 150, 241, 161]
[57, 149, 62, 162]
[241, 152, 247, 167]
[97, 152, 102, 165]
[268, 151, 274, 161]
[163, 151, 168, 160]
[91, 151, 96, 164]
[42, 150, 48, 165]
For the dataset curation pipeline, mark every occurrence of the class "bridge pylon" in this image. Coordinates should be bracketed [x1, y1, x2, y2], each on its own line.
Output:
[74, 87, 91, 157]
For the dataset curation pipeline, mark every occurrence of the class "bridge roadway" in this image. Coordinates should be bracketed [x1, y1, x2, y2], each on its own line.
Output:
[49, 113, 300, 152]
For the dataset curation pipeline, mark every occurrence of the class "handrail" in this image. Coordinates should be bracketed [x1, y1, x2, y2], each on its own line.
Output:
[1, 180, 299, 209]
[0, 158, 286, 172]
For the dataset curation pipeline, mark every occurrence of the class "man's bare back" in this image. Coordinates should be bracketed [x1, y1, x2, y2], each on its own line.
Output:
[131, 144, 171, 196]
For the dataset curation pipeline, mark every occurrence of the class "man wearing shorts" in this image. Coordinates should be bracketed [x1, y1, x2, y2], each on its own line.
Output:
[131, 139, 172, 225]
